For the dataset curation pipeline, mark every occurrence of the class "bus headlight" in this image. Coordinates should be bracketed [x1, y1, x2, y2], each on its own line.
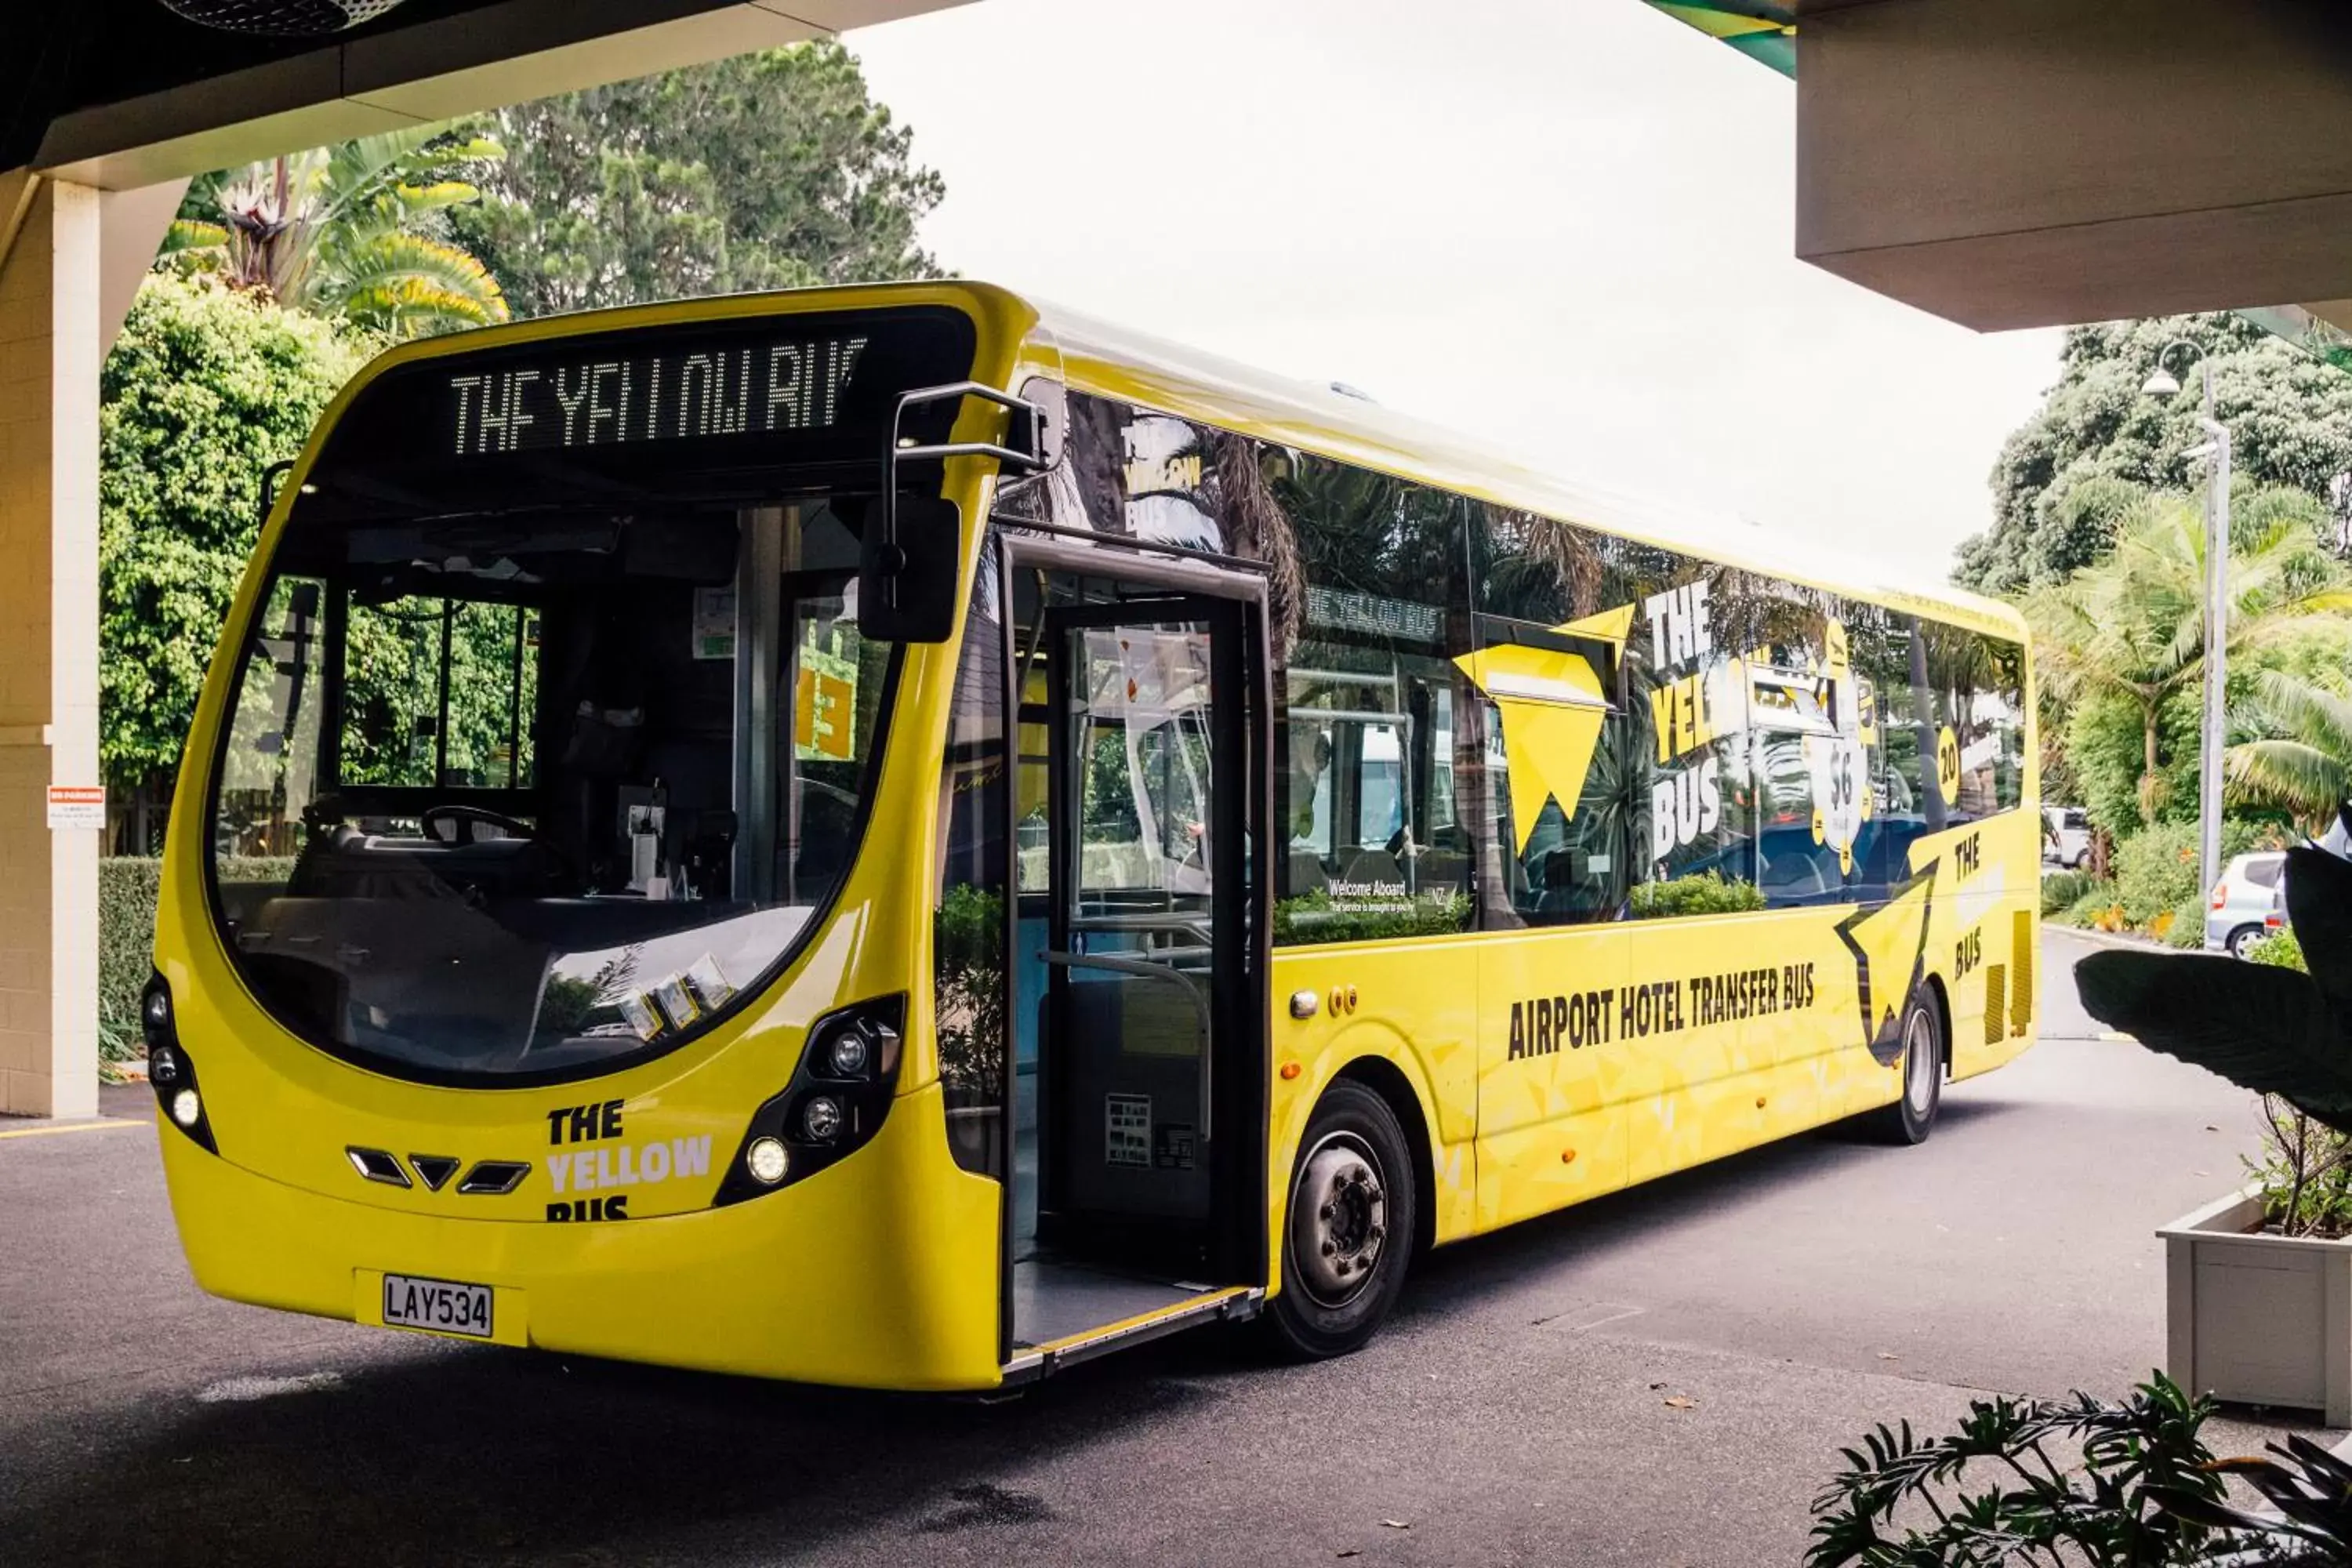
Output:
[814, 1013, 898, 1083]
[826, 1029, 870, 1077]
[143, 972, 218, 1155]
[800, 1096, 844, 1142]
[745, 1137, 790, 1185]
[713, 995, 906, 1207]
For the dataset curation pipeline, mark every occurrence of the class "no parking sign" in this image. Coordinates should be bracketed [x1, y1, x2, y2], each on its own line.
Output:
[45, 785, 103, 831]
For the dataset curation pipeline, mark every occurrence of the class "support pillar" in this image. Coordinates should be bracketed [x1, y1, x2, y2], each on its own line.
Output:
[0, 171, 100, 1119]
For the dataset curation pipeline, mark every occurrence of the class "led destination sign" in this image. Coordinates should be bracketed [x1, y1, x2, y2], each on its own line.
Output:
[299, 307, 978, 516]
[446, 334, 871, 456]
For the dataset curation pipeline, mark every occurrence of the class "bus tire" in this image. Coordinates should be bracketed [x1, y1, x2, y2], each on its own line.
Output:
[1870, 989, 1944, 1146]
[1266, 1079, 1417, 1360]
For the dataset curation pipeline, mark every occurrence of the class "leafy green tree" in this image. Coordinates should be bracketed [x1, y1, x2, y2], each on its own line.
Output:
[100, 274, 369, 790]
[167, 125, 509, 338]
[452, 41, 943, 320]
[1958, 314, 2352, 593]
[2026, 488, 2352, 836]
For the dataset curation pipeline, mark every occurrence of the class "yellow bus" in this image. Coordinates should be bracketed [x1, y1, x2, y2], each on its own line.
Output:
[147, 281, 2038, 1388]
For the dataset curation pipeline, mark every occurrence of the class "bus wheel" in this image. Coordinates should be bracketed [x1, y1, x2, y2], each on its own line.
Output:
[1267, 1080, 1417, 1359]
[1871, 990, 1945, 1146]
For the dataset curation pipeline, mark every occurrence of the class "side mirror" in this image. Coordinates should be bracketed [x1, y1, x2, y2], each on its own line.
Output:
[858, 495, 960, 644]
[864, 381, 1054, 646]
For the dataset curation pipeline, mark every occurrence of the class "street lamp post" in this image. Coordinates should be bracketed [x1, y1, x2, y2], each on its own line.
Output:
[2143, 341, 2233, 901]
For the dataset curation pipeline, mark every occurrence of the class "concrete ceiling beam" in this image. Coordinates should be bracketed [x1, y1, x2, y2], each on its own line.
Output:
[32, 0, 967, 191]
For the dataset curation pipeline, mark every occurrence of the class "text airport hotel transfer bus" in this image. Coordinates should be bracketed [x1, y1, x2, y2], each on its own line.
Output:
[147, 281, 2038, 1387]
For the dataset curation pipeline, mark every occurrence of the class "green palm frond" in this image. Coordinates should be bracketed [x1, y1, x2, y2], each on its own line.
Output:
[158, 218, 228, 259]
[326, 231, 509, 336]
[316, 128, 458, 230]
[2227, 669, 2352, 820]
[388, 180, 485, 216]
[2259, 669, 2352, 759]
[162, 122, 507, 337]
[2228, 739, 2351, 819]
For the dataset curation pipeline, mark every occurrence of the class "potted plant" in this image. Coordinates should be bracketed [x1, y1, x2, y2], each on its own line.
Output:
[2081, 830, 2352, 1428]
[2158, 1076, 2352, 1428]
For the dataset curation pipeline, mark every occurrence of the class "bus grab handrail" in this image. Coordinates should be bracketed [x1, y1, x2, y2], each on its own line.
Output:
[1042, 949, 1213, 1142]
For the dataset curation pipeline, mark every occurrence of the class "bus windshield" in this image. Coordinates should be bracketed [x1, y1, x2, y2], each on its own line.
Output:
[201, 305, 975, 1084]
[209, 499, 895, 1083]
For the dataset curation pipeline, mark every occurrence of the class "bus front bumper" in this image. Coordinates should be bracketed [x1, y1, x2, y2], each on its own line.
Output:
[155, 1082, 1006, 1391]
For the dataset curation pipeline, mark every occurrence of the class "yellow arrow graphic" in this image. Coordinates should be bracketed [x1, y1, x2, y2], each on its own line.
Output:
[1454, 605, 1634, 854]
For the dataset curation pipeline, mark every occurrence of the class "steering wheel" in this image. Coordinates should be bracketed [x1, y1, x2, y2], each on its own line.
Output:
[419, 804, 538, 846]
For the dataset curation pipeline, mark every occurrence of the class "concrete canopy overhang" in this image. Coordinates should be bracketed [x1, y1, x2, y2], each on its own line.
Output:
[12, 0, 964, 191]
[1645, 0, 2352, 336]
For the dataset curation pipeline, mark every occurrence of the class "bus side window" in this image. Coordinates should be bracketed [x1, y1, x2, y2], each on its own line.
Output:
[1618, 574, 1760, 918]
[1475, 691, 1636, 928]
[1272, 453, 1475, 946]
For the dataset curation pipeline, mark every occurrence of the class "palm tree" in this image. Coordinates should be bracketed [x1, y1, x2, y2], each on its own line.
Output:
[2228, 669, 2352, 824]
[2025, 489, 2352, 819]
[163, 125, 509, 338]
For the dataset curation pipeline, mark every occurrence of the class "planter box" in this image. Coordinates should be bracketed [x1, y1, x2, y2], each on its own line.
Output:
[2161, 1187, 2352, 1427]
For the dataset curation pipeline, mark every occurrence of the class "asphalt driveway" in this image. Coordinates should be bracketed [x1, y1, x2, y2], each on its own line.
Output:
[0, 928, 2318, 1566]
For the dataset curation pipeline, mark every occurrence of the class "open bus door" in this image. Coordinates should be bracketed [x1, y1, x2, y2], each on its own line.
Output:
[993, 535, 1271, 1379]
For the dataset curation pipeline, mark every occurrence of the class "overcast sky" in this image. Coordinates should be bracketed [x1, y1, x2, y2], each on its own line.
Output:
[851, 0, 2063, 586]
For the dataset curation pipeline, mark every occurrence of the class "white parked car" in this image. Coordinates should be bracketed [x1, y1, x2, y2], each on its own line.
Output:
[2205, 851, 2288, 958]
[2043, 805, 2092, 869]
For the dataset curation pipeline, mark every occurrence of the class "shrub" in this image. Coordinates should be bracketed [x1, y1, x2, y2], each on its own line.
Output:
[2161, 898, 2205, 949]
[1628, 873, 1766, 920]
[2248, 1091, 2352, 1239]
[2055, 882, 2120, 927]
[2113, 822, 2205, 928]
[2042, 868, 2097, 915]
[2249, 928, 2307, 971]
[2109, 819, 2274, 934]
[103, 277, 368, 788]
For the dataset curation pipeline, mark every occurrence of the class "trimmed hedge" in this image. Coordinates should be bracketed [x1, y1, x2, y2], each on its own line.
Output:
[98, 858, 163, 1057]
[99, 855, 290, 1062]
